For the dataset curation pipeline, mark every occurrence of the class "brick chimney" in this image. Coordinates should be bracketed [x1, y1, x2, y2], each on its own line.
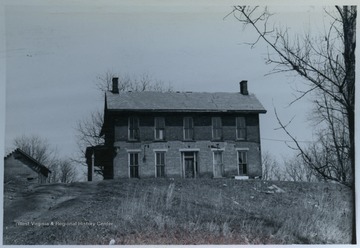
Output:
[240, 80, 248, 95]
[112, 77, 119, 94]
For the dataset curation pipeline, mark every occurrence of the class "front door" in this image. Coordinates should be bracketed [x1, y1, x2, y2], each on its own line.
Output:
[213, 151, 223, 178]
[183, 152, 196, 178]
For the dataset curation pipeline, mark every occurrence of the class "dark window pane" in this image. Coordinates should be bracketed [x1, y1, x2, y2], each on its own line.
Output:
[184, 118, 194, 140]
[130, 165, 139, 178]
[134, 154, 137, 165]
[130, 153, 134, 165]
[129, 153, 139, 178]
[155, 152, 165, 177]
[155, 117, 165, 140]
[236, 117, 246, 140]
[238, 151, 248, 176]
[212, 117, 222, 140]
[129, 117, 140, 140]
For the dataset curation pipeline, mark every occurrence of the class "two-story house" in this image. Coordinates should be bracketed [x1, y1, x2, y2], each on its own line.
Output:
[86, 78, 266, 180]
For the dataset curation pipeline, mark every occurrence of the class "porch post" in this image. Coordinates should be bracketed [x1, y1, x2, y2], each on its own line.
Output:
[87, 150, 94, 181]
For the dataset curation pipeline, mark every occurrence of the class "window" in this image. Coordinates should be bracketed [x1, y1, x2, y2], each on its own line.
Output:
[212, 117, 222, 140]
[238, 151, 248, 176]
[129, 117, 139, 140]
[154, 117, 165, 140]
[129, 153, 139, 178]
[236, 117, 246, 140]
[155, 152, 166, 178]
[183, 117, 194, 140]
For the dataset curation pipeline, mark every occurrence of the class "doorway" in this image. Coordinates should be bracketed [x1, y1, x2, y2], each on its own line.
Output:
[182, 152, 197, 178]
[213, 151, 223, 178]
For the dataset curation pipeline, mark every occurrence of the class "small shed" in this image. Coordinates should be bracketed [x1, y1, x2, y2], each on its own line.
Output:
[4, 148, 51, 184]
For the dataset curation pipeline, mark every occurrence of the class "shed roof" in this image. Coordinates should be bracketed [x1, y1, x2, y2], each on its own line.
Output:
[4, 148, 51, 177]
[106, 91, 266, 113]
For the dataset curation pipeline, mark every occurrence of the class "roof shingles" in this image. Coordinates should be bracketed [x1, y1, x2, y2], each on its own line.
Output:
[106, 91, 266, 113]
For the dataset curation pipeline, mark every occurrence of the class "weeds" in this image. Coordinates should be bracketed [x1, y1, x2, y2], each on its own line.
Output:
[165, 183, 175, 210]
[109, 179, 351, 244]
[3, 179, 352, 245]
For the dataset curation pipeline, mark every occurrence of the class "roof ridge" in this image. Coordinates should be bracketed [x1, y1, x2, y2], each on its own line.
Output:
[106, 91, 266, 113]
[4, 148, 51, 174]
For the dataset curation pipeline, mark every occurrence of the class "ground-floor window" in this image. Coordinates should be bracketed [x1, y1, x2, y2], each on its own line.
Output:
[155, 152, 166, 178]
[238, 151, 248, 175]
[129, 152, 139, 178]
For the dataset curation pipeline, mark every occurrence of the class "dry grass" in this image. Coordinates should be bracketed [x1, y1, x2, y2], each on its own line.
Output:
[3, 178, 353, 245]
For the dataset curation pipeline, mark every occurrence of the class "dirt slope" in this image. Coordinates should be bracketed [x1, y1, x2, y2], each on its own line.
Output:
[3, 178, 353, 245]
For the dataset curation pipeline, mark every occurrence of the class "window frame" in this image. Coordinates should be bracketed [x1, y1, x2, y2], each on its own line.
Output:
[154, 117, 166, 141]
[237, 150, 248, 176]
[128, 116, 140, 141]
[183, 117, 194, 140]
[212, 117, 222, 140]
[236, 117, 246, 140]
[128, 152, 140, 178]
[155, 151, 166, 178]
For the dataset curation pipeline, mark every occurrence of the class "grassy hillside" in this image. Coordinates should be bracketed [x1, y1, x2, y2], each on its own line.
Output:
[3, 178, 353, 245]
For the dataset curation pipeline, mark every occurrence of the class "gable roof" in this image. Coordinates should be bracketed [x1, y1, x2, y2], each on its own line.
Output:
[106, 91, 267, 113]
[4, 148, 51, 177]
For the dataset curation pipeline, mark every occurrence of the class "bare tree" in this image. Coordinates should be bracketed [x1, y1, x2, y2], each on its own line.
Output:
[57, 159, 76, 183]
[309, 89, 351, 184]
[283, 155, 317, 182]
[229, 6, 356, 242]
[262, 151, 282, 181]
[13, 135, 57, 166]
[95, 71, 173, 93]
[13, 135, 78, 183]
[74, 72, 173, 177]
[74, 110, 105, 165]
[232, 6, 357, 187]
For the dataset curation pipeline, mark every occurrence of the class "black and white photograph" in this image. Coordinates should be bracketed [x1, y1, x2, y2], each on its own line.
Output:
[1, 0, 357, 245]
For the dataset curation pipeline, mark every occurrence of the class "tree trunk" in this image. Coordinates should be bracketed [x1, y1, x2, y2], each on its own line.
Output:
[341, 5, 356, 244]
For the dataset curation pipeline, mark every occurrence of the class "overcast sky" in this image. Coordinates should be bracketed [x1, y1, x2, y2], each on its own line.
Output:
[2, 1, 357, 165]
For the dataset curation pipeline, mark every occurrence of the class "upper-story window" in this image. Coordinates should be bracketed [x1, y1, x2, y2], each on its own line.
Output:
[128, 117, 139, 140]
[154, 117, 165, 140]
[212, 117, 222, 140]
[236, 117, 246, 140]
[183, 117, 194, 140]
